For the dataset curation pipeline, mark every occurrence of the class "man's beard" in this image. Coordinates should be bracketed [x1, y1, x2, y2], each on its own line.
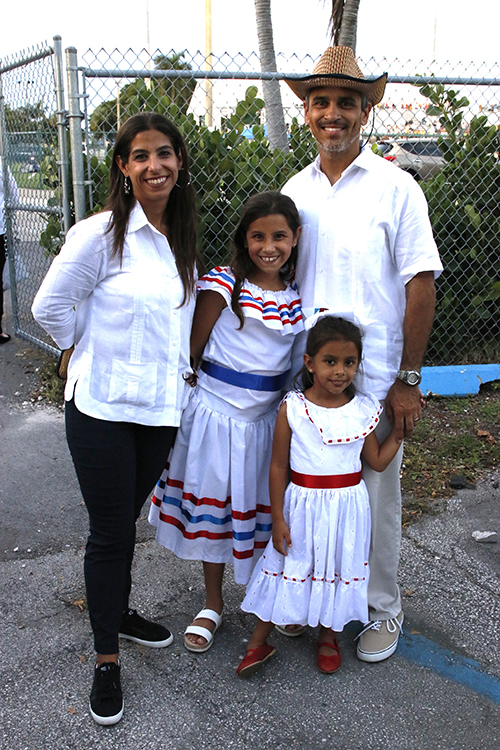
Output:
[319, 131, 360, 154]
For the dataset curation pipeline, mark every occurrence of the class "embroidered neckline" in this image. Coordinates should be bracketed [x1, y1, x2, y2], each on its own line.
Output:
[294, 392, 381, 445]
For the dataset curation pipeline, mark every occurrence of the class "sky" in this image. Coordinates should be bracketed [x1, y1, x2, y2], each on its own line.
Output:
[1, 0, 499, 70]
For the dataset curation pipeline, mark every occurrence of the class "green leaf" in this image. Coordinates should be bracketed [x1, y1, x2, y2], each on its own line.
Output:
[464, 204, 482, 228]
[245, 86, 258, 102]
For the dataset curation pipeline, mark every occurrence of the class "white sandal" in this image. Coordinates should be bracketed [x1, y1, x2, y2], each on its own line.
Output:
[184, 608, 223, 653]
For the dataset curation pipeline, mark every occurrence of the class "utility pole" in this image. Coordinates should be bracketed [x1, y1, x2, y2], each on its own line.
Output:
[205, 0, 213, 127]
[145, 0, 151, 89]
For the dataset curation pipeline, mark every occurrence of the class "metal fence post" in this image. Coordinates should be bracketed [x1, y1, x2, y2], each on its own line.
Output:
[0, 70, 20, 332]
[53, 36, 71, 233]
[65, 47, 86, 223]
[81, 74, 94, 213]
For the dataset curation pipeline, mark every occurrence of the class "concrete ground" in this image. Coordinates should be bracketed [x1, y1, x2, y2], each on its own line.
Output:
[1, 302, 499, 750]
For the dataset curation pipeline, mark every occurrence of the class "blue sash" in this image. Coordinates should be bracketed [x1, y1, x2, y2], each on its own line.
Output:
[200, 361, 289, 392]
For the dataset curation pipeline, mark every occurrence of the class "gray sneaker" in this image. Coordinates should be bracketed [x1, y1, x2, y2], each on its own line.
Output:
[356, 611, 404, 663]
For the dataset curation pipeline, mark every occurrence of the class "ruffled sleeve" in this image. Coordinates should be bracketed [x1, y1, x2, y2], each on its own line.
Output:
[197, 266, 235, 306]
[197, 267, 303, 336]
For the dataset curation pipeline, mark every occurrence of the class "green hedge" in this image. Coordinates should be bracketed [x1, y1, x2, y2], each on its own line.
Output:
[419, 83, 500, 364]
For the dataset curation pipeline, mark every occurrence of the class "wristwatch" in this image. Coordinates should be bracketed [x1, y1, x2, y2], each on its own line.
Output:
[397, 369, 422, 386]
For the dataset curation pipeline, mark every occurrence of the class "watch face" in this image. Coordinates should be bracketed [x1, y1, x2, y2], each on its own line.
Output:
[407, 372, 420, 386]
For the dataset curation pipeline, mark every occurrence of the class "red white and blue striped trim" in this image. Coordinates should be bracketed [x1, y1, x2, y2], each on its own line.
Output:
[197, 266, 303, 334]
[153, 475, 272, 559]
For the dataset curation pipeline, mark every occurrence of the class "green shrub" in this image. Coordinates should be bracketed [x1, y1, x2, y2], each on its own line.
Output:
[418, 82, 500, 364]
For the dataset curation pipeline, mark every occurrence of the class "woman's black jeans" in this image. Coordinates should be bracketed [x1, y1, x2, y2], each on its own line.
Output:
[65, 398, 176, 654]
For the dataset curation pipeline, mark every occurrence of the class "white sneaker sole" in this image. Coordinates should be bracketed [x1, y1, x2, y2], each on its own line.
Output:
[89, 701, 124, 725]
[356, 635, 400, 663]
[118, 632, 173, 648]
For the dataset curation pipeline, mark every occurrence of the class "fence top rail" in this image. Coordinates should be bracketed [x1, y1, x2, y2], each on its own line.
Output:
[389, 75, 500, 86]
[78, 67, 500, 87]
[0, 46, 54, 75]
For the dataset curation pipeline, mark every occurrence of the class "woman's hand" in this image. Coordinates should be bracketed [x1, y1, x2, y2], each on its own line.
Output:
[272, 518, 291, 556]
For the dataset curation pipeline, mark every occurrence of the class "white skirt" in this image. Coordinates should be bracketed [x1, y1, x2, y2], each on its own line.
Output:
[241, 480, 371, 631]
[149, 387, 277, 585]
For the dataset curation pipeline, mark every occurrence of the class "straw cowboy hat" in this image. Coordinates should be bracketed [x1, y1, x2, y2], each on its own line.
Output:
[285, 46, 387, 105]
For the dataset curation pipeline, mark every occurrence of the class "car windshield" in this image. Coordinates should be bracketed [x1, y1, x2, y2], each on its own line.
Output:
[400, 141, 442, 156]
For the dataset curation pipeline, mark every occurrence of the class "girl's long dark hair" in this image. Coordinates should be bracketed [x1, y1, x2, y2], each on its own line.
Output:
[230, 191, 300, 328]
[105, 112, 201, 303]
[296, 316, 363, 399]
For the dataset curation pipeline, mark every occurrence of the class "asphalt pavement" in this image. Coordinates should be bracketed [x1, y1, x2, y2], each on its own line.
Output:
[1, 302, 500, 750]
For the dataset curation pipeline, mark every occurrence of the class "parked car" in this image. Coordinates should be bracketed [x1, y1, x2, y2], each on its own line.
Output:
[20, 155, 40, 173]
[384, 138, 444, 181]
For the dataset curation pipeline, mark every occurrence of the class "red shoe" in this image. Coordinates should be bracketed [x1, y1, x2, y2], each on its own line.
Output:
[236, 643, 276, 678]
[317, 638, 341, 673]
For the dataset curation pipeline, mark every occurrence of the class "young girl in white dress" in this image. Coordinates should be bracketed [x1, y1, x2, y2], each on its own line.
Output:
[149, 192, 304, 652]
[237, 313, 403, 677]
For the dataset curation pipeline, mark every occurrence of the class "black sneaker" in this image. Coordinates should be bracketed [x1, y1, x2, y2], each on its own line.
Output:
[119, 609, 173, 648]
[89, 661, 123, 726]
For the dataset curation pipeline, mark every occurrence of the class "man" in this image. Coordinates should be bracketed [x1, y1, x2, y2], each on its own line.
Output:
[282, 47, 443, 662]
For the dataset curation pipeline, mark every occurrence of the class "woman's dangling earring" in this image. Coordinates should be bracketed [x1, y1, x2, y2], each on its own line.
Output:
[175, 168, 192, 188]
[124, 176, 131, 195]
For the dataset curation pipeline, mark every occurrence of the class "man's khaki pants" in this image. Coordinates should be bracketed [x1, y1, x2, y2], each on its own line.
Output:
[362, 405, 404, 621]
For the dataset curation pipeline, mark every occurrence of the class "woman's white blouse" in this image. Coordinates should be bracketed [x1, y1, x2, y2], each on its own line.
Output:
[32, 203, 195, 426]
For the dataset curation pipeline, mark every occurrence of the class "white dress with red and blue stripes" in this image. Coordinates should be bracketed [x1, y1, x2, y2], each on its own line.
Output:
[149, 266, 303, 585]
[242, 390, 382, 630]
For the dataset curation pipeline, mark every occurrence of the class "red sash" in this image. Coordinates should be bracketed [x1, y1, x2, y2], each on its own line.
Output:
[291, 470, 362, 489]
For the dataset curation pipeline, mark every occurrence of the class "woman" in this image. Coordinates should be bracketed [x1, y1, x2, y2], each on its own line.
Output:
[32, 113, 200, 726]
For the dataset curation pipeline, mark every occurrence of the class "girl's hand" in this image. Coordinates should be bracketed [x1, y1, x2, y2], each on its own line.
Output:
[183, 370, 198, 387]
[272, 519, 291, 556]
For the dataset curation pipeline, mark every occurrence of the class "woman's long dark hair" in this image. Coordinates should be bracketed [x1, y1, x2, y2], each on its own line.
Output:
[230, 191, 300, 328]
[296, 316, 363, 399]
[106, 112, 201, 303]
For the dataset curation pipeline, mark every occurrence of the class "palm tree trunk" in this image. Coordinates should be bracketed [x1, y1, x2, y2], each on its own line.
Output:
[254, 0, 289, 152]
[330, 0, 361, 53]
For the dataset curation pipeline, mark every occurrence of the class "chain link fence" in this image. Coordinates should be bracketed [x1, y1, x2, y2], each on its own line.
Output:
[0, 38, 69, 354]
[1, 43, 499, 365]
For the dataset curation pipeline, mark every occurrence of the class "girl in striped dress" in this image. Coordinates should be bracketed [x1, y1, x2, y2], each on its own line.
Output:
[149, 192, 304, 652]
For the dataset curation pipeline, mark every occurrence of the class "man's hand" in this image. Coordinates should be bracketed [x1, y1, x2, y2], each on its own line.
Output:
[385, 378, 423, 441]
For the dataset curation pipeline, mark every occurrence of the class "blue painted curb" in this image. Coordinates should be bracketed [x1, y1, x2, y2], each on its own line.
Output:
[421, 364, 500, 397]
[398, 632, 500, 705]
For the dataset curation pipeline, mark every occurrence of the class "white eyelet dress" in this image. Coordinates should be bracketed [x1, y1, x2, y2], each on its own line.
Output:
[241, 390, 383, 631]
[149, 267, 304, 585]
